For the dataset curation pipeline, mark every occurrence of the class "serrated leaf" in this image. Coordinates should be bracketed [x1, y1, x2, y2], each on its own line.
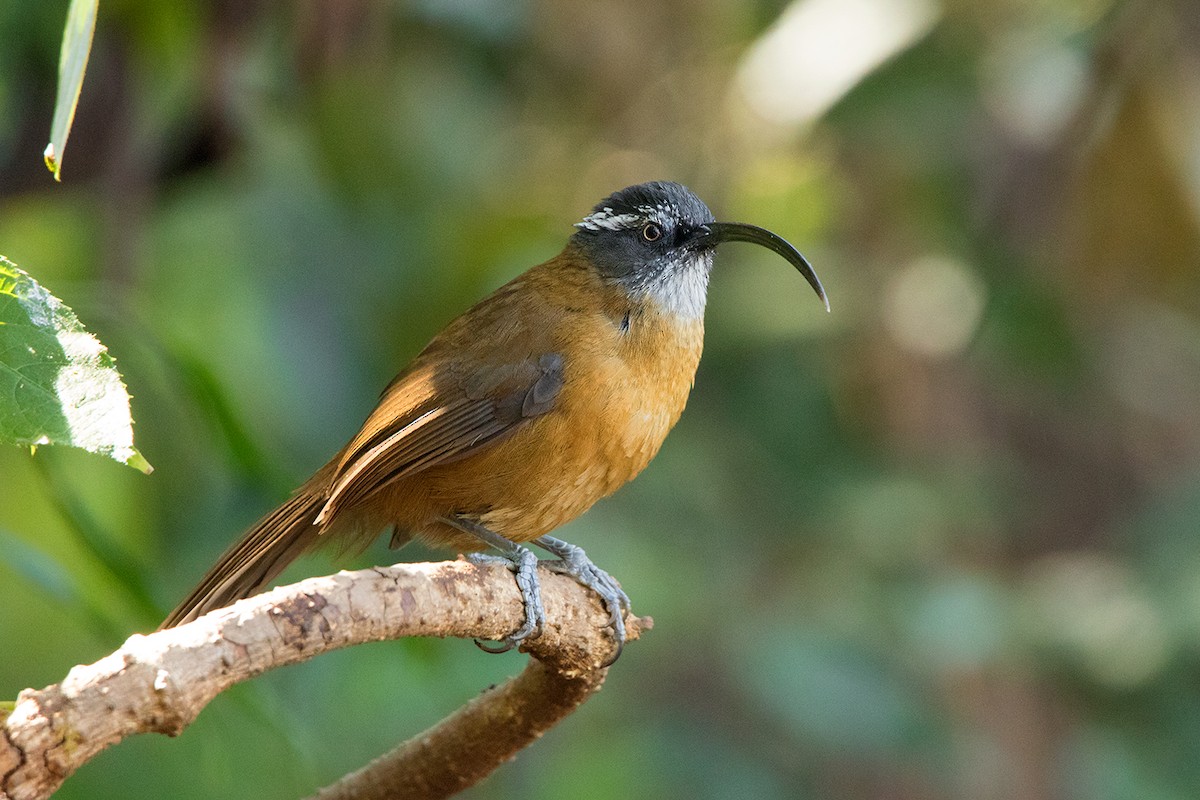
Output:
[0, 256, 151, 472]
[44, 0, 99, 181]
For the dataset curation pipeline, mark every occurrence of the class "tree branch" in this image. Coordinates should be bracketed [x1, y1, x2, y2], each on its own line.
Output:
[0, 560, 649, 800]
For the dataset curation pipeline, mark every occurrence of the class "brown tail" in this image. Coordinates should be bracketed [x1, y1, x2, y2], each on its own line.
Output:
[160, 491, 325, 628]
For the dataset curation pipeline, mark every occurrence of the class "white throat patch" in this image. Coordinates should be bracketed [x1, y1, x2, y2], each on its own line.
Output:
[637, 252, 712, 320]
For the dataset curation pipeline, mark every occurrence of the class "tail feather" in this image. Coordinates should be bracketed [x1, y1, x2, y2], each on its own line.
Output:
[160, 491, 325, 629]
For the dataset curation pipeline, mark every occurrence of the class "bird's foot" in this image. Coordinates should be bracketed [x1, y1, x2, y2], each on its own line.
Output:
[446, 516, 546, 653]
[447, 518, 630, 663]
[464, 548, 545, 652]
[535, 534, 630, 665]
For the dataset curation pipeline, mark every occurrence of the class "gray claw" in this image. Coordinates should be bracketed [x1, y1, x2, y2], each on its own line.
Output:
[535, 535, 630, 663]
[466, 546, 545, 651]
[473, 637, 515, 654]
[452, 521, 631, 663]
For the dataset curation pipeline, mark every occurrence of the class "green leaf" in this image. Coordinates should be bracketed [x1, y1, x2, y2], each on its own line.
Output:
[44, 0, 99, 181]
[0, 256, 151, 472]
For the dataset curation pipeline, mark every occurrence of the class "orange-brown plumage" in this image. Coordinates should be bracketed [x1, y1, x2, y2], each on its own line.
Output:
[329, 244, 704, 553]
[161, 181, 826, 652]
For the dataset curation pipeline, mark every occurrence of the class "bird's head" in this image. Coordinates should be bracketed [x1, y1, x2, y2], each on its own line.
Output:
[571, 181, 828, 319]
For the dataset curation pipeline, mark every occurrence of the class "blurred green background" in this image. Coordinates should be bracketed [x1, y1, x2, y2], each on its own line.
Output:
[4, 0, 1200, 797]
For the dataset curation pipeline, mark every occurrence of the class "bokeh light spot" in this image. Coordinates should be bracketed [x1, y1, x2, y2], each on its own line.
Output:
[735, 0, 940, 128]
[883, 255, 987, 358]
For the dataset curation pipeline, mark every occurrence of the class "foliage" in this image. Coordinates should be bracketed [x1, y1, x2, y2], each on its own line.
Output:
[0, 256, 148, 471]
[43, 0, 97, 180]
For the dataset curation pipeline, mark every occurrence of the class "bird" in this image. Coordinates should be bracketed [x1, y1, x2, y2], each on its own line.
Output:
[160, 181, 827, 661]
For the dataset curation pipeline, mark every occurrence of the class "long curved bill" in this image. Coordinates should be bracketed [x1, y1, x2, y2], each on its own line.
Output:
[698, 222, 829, 312]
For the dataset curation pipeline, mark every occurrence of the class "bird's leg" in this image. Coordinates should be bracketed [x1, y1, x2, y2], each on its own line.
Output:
[443, 516, 544, 653]
[534, 534, 630, 663]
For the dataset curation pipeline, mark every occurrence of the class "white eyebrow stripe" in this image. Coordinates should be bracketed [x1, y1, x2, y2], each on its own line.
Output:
[575, 207, 643, 231]
[637, 203, 678, 220]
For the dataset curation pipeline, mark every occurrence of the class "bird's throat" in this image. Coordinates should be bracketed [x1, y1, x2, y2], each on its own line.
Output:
[628, 255, 712, 321]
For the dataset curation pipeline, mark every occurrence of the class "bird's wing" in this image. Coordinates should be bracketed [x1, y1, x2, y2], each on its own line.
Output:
[315, 352, 563, 523]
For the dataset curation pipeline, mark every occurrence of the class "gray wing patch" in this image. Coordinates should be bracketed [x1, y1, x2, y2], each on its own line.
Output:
[486, 352, 564, 424]
[523, 353, 563, 417]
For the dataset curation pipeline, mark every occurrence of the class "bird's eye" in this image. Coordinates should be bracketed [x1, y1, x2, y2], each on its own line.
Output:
[641, 222, 663, 242]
